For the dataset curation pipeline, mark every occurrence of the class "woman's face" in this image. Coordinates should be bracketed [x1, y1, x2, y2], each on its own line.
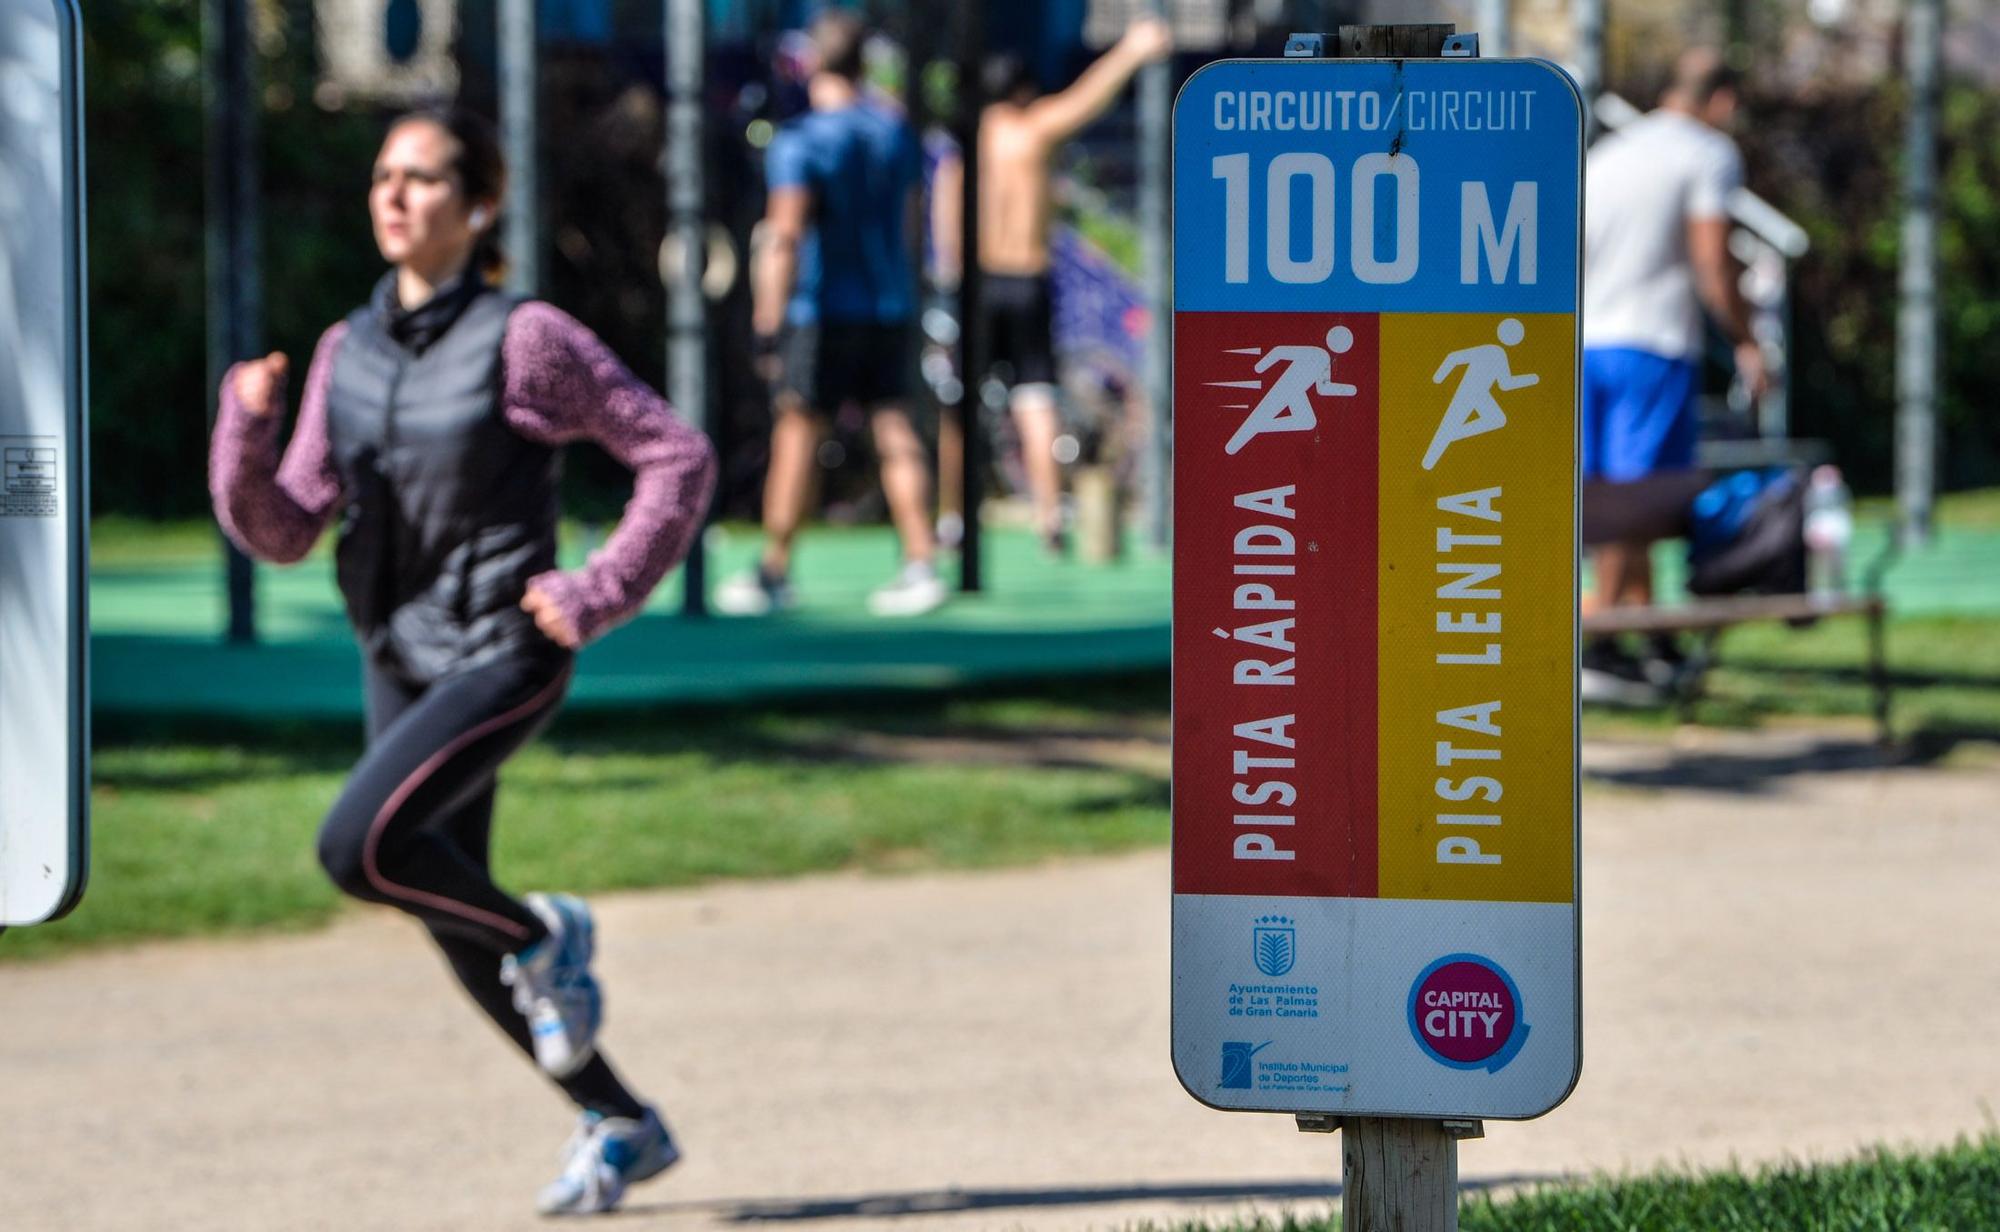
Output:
[369, 121, 486, 277]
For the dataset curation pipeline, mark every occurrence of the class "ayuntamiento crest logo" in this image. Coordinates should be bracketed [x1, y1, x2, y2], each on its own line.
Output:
[1252, 915, 1295, 977]
[1407, 953, 1531, 1073]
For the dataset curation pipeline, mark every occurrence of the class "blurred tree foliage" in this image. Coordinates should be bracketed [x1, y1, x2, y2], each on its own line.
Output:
[78, 9, 2000, 517]
[83, 0, 383, 518]
[1741, 83, 2000, 495]
[84, 0, 210, 519]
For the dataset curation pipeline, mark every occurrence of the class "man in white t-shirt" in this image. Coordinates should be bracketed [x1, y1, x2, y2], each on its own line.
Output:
[1583, 48, 1768, 631]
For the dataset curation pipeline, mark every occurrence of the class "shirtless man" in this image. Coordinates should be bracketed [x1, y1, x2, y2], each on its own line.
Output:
[975, 18, 1172, 551]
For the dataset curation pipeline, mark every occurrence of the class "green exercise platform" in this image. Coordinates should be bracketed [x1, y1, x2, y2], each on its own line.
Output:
[91, 526, 1173, 717]
[89, 518, 1994, 717]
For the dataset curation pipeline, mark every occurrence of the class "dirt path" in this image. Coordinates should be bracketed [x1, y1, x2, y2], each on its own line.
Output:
[3, 730, 1997, 1231]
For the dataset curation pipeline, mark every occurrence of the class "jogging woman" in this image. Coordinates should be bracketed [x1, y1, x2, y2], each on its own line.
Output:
[209, 107, 715, 1217]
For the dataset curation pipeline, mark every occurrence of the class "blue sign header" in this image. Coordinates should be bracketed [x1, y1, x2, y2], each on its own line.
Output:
[1174, 58, 1581, 315]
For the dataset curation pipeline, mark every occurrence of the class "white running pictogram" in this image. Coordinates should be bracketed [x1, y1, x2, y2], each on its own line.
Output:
[1219, 326, 1359, 456]
[1424, 317, 1538, 470]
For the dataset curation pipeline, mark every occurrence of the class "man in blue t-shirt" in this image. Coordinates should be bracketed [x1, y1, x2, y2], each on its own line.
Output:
[717, 11, 942, 618]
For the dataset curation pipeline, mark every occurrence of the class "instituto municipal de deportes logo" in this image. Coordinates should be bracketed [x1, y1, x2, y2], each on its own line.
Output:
[1219, 1040, 1271, 1089]
[1252, 915, 1295, 977]
[1406, 953, 1530, 1073]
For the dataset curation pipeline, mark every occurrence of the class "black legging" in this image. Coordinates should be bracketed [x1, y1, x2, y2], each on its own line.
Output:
[317, 651, 644, 1119]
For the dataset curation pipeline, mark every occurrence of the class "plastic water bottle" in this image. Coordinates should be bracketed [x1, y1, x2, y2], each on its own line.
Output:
[1803, 465, 1853, 595]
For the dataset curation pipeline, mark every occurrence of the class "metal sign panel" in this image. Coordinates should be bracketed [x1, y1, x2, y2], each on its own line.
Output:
[1170, 55, 1580, 1118]
[1, 0, 89, 925]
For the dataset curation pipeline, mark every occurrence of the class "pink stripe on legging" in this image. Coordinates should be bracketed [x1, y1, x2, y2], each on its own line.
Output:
[362, 667, 572, 943]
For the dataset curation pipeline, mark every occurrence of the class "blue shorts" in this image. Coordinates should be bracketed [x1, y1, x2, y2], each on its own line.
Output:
[1582, 347, 1700, 482]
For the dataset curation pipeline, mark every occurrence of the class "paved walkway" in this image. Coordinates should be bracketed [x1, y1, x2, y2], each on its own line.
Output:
[3, 731, 1997, 1231]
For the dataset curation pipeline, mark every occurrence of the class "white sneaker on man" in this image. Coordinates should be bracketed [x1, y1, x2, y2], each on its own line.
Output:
[537, 1107, 681, 1216]
[714, 566, 797, 616]
[499, 893, 602, 1079]
[1580, 640, 1666, 708]
[867, 559, 947, 617]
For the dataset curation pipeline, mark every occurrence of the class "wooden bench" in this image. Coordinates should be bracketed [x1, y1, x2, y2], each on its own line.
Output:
[1582, 591, 1891, 738]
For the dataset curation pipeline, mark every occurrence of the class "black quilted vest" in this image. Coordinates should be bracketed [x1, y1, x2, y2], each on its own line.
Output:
[326, 272, 563, 683]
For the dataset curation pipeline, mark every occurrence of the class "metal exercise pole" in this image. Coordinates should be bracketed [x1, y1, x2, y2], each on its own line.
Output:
[954, 3, 985, 592]
[1138, 0, 1172, 552]
[1572, 0, 1603, 142]
[1476, 0, 1511, 58]
[666, 0, 710, 615]
[499, 0, 538, 296]
[1896, 0, 1941, 550]
[203, 0, 260, 644]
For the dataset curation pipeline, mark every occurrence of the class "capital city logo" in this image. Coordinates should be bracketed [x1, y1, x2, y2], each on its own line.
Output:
[1406, 953, 1530, 1073]
[1252, 915, 1296, 977]
[1219, 1040, 1272, 1089]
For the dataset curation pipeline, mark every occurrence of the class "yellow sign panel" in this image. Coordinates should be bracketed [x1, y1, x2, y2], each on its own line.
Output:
[1376, 313, 1576, 904]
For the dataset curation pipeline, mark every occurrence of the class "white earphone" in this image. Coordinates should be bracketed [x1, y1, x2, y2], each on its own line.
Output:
[469, 206, 490, 230]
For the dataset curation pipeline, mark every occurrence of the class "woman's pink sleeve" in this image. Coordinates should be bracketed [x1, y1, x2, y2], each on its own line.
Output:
[502, 303, 718, 644]
[208, 323, 347, 564]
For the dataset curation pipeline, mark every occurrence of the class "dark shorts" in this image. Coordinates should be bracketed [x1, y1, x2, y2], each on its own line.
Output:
[777, 319, 915, 411]
[1582, 346, 1700, 482]
[980, 273, 1056, 389]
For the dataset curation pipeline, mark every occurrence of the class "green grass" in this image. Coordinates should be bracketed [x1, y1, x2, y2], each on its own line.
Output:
[35, 507, 2000, 963]
[33, 610, 2000, 966]
[1150, 1135, 2000, 1231]
[1857, 486, 2000, 529]
[88, 515, 241, 567]
[1459, 1138, 2000, 1231]
[1582, 613, 2000, 747]
[4, 676, 1170, 963]
[35, 603, 2000, 966]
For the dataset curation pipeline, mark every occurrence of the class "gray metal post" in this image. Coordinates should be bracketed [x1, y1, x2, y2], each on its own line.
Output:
[1772, 273, 1794, 439]
[1896, 0, 1942, 549]
[1139, 0, 1172, 551]
[203, 0, 261, 644]
[1572, 0, 1603, 142]
[499, 0, 538, 295]
[955, 3, 985, 592]
[666, 0, 710, 615]
[1476, 0, 1511, 58]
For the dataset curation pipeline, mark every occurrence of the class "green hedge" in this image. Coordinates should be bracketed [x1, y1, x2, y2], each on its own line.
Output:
[78, 9, 2000, 516]
[1740, 85, 2000, 496]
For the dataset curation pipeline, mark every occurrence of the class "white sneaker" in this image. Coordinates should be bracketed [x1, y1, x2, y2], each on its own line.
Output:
[1579, 666, 1665, 708]
[500, 893, 602, 1079]
[713, 566, 796, 616]
[537, 1107, 681, 1216]
[867, 560, 948, 617]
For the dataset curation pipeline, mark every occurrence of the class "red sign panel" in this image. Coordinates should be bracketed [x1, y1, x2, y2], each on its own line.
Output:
[1172, 312, 1379, 899]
